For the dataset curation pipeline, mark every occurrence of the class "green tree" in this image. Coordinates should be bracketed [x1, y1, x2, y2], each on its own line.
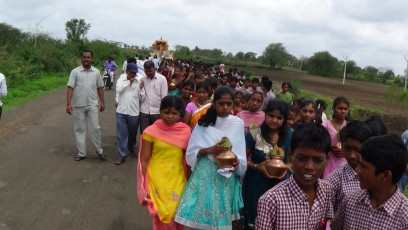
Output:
[262, 43, 289, 69]
[234, 51, 244, 61]
[65, 18, 91, 55]
[364, 66, 379, 81]
[0, 23, 26, 49]
[173, 45, 193, 59]
[307, 51, 341, 77]
[244, 52, 257, 62]
[65, 18, 91, 42]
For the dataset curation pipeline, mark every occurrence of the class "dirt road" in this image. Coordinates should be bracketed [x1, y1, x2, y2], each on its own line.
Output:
[0, 85, 153, 230]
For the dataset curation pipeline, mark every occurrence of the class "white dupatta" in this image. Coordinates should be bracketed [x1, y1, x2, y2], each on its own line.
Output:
[185, 115, 247, 177]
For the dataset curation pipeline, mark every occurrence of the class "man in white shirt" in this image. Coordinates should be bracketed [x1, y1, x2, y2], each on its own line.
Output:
[136, 55, 146, 77]
[121, 56, 129, 74]
[152, 55, 159, 71]
[115, 63, 145, 165]
[0, 73, 7, 120]
[139, 61, 168, 133]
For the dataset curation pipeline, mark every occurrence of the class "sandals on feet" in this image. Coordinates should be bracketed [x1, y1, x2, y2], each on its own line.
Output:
[114, 158, 125, 165]
[74, 156, 86, 161]
[97, 153, 107, 161]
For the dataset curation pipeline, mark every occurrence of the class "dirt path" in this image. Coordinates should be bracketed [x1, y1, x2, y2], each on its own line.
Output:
[0, 83, 153, 229]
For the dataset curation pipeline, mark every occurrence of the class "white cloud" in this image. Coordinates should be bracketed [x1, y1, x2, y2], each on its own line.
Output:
[1, 0, 408, 74]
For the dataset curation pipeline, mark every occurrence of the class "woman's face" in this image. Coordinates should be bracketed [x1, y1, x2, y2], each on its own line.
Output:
[286, 111, 297, 128]
[234, 94, 242, 106]
[182, 85, 193, 98]
[265, 109, 284, 131]
[300, 104, 316, 123]
[240, 99, 248, 110]
[214, 94, 234, 117]
[160, 107, 180, 125]
[333, 102, 349, 120]
[282, 85, 289, 93]
[196, 87, 209, 103]
[248, 94, 263, 112]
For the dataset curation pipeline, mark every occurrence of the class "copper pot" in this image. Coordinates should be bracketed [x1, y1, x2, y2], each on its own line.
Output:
[214, 150, 237, 169]
[265, 155, 289, 179]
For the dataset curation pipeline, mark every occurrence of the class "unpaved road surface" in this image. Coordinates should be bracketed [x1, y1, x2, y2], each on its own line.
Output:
[0, 84, 153, 230]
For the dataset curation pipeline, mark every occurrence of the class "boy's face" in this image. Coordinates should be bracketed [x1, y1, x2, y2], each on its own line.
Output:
[290, 146, 327, 192]
[342, 138, 361, 170]
[244, 81, 250, 88]
[355, 157, 385, 191]
[251, 82, 259, 89]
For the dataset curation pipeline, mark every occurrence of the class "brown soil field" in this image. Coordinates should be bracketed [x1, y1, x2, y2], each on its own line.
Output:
[251, 68, 408, 135]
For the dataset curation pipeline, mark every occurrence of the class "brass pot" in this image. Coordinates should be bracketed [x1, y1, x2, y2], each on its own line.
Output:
[214, 150, 237, 169]
[265, 156, 289, 179]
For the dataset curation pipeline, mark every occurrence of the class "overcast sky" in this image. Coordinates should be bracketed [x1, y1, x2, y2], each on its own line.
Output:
[2, 0, 408, 75]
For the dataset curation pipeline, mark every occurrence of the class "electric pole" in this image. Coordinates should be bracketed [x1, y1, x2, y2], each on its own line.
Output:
[404, 55, 408, 92]
[343, 55, 348, 85]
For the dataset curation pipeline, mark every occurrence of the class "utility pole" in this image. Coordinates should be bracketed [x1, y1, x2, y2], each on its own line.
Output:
[343, 55, 348, 85]
[404, 55, 408, 92]
[299, 55, 304, 71]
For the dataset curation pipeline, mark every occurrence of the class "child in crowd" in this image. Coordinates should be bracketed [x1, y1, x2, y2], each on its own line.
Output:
[204, 77, 218, 99]
[292, 97, 305, 122]
[276, 82, 294, 104]
[180, 80, 194, 109]
[256, 123, 334, 229]
[185, 82, 211, 129]
[286, 105, 297, 129]
[239, 94, 250, 111]
[245, 78, 261, 94]
[291, 99, 317, 130]
[331, 135, 408, 229]
[316, 99, 327, 122]
[233, 91, 244, 115]
[221, 74, 230, 86]
[260, 80, 276, 111]
[326, 121, 373, 213]
[322, 97, 350, 179]
[243, 78, 251, 91]
[229, 76, 241, 93]
[137, 96, 192, 230]
[168, 80, 181, 97]
[237, 92, 265, 132]
[243, 100, 293, 229]
[175, 86, 246, 229]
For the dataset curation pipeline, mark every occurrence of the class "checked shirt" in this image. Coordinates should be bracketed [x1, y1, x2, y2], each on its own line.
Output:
[331, 188, 408, 230]
[256, 176, 334, 230]
[326, 163, 360, 213]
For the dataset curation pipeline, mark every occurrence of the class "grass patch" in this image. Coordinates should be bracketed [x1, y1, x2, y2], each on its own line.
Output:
[404, 187, 408, 198]
[2, 72, 67, 111]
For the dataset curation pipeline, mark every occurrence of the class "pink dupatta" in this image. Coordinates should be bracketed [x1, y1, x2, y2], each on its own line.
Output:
[137, 119, 191, 217]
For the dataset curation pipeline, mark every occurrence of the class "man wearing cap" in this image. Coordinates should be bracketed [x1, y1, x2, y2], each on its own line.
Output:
[114, 63, 145, 165]
[67, 50, 106, 161]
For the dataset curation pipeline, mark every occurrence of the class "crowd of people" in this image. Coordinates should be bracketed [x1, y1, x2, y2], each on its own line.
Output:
[66, 50, 408, 230]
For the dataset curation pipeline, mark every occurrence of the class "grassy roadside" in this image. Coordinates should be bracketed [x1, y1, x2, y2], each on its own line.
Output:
[2, 73, 68, 111]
